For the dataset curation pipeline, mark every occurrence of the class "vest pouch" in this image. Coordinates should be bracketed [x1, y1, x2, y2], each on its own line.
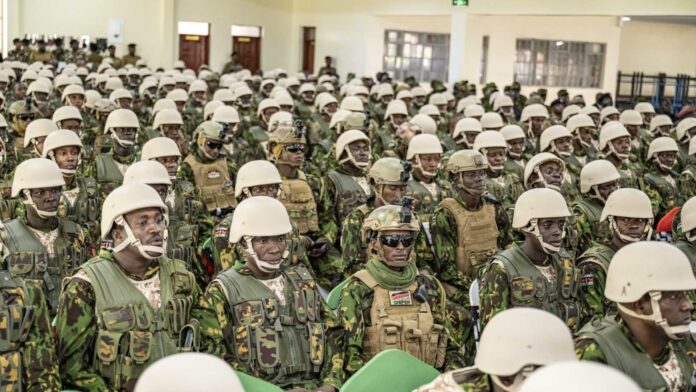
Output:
[6, 253, 34, 276]
[128, 330, 153, 364]
[307, 322, 325, 367]
[422, 324, 446, 368]
[215, 186, 237, 210]
[201, 188, 217, 211]
[402, 319, 425, 360]
[253, 325, 279, 373]
[165, 296, 193, 335]
[0, 351, 21, 388]
[233, 325, 252, 364]
[294, 291, 308, 323]
[233, 301, 265, 327]
[510, 276, 536, 306]
[303, 288, 317, 322]
[262, 298, 278, 324]
[173, 223, 195, 245]
[101, 305, 137, 332]
[559, 301, 579, 330]
[380, 319, 403, 349]
[132, 305, 153, 331]
[0, 308, 10, 352]
[95, 330, 124, 382]
[177, 319, 200, 353]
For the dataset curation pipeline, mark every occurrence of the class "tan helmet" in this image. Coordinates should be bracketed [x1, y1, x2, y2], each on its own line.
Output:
[646, 136, 678, 160]
[419, 104, 440, 117]
[634, 101, 655, 114]
[475, 308, 575, 390]
[134, 353, 244, 392]
[141, 137, 181, 161]
[675, 117, 696, 143]
[268, 111, 294, 133]
[453, 118, 482, 147]
[619, 109, 643, 127]
[24, 119, 58, 148]
[539, 125, 573, 156]
[153, 108, 184, 130]
[384, 99, 409, 122]
[52, 106, 83, 128]
[275, 93, 294, 109]
[457, 95, 481, 113]
[152, 99, 178, 117]
[268, 121, 306, 145]
[410, 114, 437, 135]
[318, 94, 339, 114]
[561, 104, 581, 122]
[109, 88, 133, 108]
[492, 95, 514, 112]
[212, 105, 240, 125]
[336, 129, 371, 170]
[446, 149, 487, 175]
[368, 157, 410, 186]
[166, 88, 189, 104]
[213, 88, 235, 103]
[428, 93, 447, 107]
[123, 160, 172, 188]
[500, 124, 526, 141]
[473, 130, 507, 152]
[257, 98, 280, 122]
[598, 122, 630, 156]
[342, 112, 368, 133]
[600, 188, 653, 243]
[566, 113, 595, 135]
[599, 106, 619, 123]
[464, 104, 485, 118]
[681, 196, 696, 241]
[407, 133, 442, 160]
[520, 104, 549, 123]
[480, 112, 504, 130]
[513, 188, 570, 253]
[361, 204, 420, 243]
[195, 120, 226, 149]
[519, 361, 641, 392]
[689, 136, 696, 157]
[523, 153, 566, 191]
[104, 77, 124, 92]
[105, 109, 140, 147]
[649, 114, 673, 134]
[42, 129, 83, 175]
[604, 241, 696, 339]
[100, 183, 168, 259]
[234, 160, 282, 198]
[340, 96, 364, 112]
[188, 79, 207, 94]
[11, 158, 65, 197]
[229, 196, 292, 246]
[377, 84, 394, 100]
[61, 84, 85, 103]
[580, 159, 620, 194]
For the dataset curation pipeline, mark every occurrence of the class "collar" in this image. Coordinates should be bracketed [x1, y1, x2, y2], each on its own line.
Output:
[99, 249, 160, 281]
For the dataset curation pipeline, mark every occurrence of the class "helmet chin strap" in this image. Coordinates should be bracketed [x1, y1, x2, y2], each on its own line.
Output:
[507, 143, 523, 159]
[48, 151, 79, 177]
[413, 155, 438, 178]
[339, 148, 371, 174]
[200, 144, 218, 160]
[588, 186, 607, 204]
[551, 142, 573, 158]
[686, 229, 696, 243]
[618, 291, 690, 340]
[531, 166, 561, 192]
[111, 131, 136, 147]
[523, 219, 563, 255]
[481, 148, 505, 172]
[456, 173, 486, 196]
[655, 157, 675, 172]
[242, 235, 288, 273]
[490, 367, 534, 392]
[22, 189, 58, 218]
[112, 214, 168, 260]
[608, 216, 652, 243]
[608, 142, 629, 161]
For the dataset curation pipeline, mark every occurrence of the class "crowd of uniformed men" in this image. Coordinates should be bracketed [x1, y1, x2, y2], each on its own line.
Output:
[1, 37, 696, 392]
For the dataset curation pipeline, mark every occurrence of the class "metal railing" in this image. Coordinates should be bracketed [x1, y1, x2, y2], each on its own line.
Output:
[615, 71, 696, 112]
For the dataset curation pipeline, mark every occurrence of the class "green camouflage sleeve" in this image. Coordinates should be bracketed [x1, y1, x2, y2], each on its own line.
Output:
[337, 279, 370, 377]
[429, 206, 472, 305]
[317, 176, 339, 245]
[679, 172, 696, 201]
[340, 211, 368, 277]
[55, 277, 109, 391]
[574, 338, 608, 363]
[640, 179, 663, 219]
[21, 282, 61, 391]
[478, 261, 510, 331]
[191, 282, 238, 366]
[571, 206, 592, 254]
[178, 161, 194, 185]
[319, 290, 346, 388]
[578, 261, 608, 326]
[495, 202, 512, 250]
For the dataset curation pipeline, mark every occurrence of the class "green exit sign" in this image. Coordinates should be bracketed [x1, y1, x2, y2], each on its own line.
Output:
[453, 0, 468, 5]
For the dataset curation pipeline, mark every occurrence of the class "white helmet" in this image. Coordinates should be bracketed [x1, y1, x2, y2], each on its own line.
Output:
[520, 104, 549, 123]
[566, 113, 595, 135]
[229, 196, 292, 272]
[480, 112, 504, 130]
[134, 353, 244, 392]
[605, 241, 696, 339]
[267, 111, 293, 133]
[11, 158, 66, 218]
[213, 88, 235, 103]
[407, 134, 442, 178]
[474, 131, 507, 171]
[493, 95, 514, 112]
[336, 129, 371, 171]
[476, 308, 575, 391]
[689, 136, 696, 157]
[234, 160, 283, 198]
[464, 104, 485, 118]
[513, 188, 570, 254]
[105, 109, 140, 147]
[61, 84, 86, 103]
[141, 136, 182, 163]
[166, 88, 189, 103]
[340, 96, 364, 112]
[428, 93, 447, 107]
[561, 104, 581, 122]
[634, 102, 655, 114]
[101, 183, 168, 260]
[681, 197, 696, 241]
[580, 159, 620, 194]
[410, 114, 437, 135]
[600, 188, 653, 243]
[539, 125, 573, 157]
[599, 106, 619, 123]
[647, 137, 678, 167]
[500, 124, 526, 141]
[453, 118, 482, 148]
[619, 109, 643, 127]
[524, 153, 566, 191]
[257, 98, 279, 123]
[384, 99, 409, 125]
[204, 100, 224, 120]
[109, 88, 133, 108]
[649, 114, 674, 135]
[456, 95, 481, 113]
[123, 160, 172, 189]
[676, 117, 696, 143]
[153, 108, 184, 130]
[598, 122, 631, 160]
[42, 129, 83, 176]
[52, 106, 83, 128]
[419, 104, 440, 117]
[24, 119, 58, 149]
[519, 361, 641, 392]
[212, 105, 240, 125]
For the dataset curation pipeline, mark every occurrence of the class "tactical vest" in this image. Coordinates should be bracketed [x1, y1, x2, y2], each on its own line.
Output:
[645, 171, 678, 211]
[59, 177, 100, 240]
[579, 317, 693, 391]
[278, 172, 319, 234]
[407, 179, 446, 219]
[494, 247, 580, 330]
[216, 265, 325, 387]
[352, 270, 447, 368]
[81, 256, 197, 391]
[574, 198, 611, 243]
[439, 198, 499, 279]
[577, 244, 615, 274]
[95, 154, 126, 197]
[2, 218, 85, 312]
[93, 132, 114, 154]
[165, 181, 200, 269]
[327, 170, 367, 226]
[184, 155, 236, 213]
[0, 271, 34, 392]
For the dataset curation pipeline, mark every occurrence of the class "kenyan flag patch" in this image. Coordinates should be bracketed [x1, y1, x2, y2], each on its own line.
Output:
[389, 290, 413, 306]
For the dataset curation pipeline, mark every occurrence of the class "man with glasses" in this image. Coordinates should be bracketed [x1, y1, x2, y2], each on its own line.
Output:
[338, 203, 469, 376]
[479, 188, 582, 332]
[8, 99, 39, 160]
[180, 121, 238, 223]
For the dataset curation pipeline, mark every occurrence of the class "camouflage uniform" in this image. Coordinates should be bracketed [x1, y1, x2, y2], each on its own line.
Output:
[570, 196, 611, 255]
[415, 368, 491, 392]
[371, 124, 398, 158]
[644, 164, 682, 220]
[84, 151, 135, 204]
[484, 173, 524, 211]
[192, 261, 345, 389]
[575, 242, 617, 325]
[405, 177, 453, 228]
[678, 165, 696, 200]
[0, 272, 61, 391]
[179, 149, 238, 220]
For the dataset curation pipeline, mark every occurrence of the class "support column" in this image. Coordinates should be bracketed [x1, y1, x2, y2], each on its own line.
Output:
[448, 8, 468, 84]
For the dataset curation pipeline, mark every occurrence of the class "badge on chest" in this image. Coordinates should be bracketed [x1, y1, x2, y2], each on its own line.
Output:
[207, 170, 221, 179]
[389, 289, 413, 306]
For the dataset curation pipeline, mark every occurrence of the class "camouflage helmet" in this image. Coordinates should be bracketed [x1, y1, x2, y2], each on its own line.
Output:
[361, 204, 420, 242]
[9, 100, 38, 117]
[446, 149, 487, 173]
[195, 120, 226, 147]
[339, 112, 368, 135]
[367, 157, 411, 186]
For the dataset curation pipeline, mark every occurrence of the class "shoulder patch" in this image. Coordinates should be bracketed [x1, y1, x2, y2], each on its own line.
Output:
[579, 273, 594, 287]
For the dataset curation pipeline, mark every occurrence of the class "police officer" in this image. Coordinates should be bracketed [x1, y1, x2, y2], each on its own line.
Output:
[339, 204, 469, 376]
[416, 308, 576, 392]
[571, 159, 621, 253]
[193, 196, 343, 391]
[405, 133, 452, 226]
[56, 183, 200, 391]
[479, 188, 581, 331]
[644, 137, 681, 220]
[430, 150, 510, 306]
[599, 122, 647, 190]
[576, 188, 653, 324]
[473, 130, 524, 210]
[1, 159, 87, 314]
[567, 113, 600, 163]
[576, 241, 695, 391]
[519, 103, 550, 157]
[500, 124, 526, 180]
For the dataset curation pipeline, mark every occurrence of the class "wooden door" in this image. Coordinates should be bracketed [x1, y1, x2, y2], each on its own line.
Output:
[179, 34, 209, 71]
[233, 36, 261, 73]
[302, 27, 315, 74]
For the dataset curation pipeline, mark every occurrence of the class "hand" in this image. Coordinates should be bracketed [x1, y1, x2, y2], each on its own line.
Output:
[308, 237, 329, 258]
[303, 236, 315, 250]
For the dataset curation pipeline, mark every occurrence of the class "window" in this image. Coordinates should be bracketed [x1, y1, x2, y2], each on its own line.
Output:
[383, 30, 450, 82]
[479, 35, 489, 84]
[178, 21, 209, 36]
[231, 25, 261, 38]
[514, 38, 605, 88]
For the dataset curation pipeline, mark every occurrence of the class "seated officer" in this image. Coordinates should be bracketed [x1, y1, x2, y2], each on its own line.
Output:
[56, 184, 200, 391]
[576, 241, 695, 391]
[193, 196, 343, 391]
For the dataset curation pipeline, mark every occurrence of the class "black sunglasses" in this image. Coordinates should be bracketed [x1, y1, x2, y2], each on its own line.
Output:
[206, 141, 222, 150]
[285, 144, 305, 153]
[17, 114, 35, 121]
[379, 234, 414, 248]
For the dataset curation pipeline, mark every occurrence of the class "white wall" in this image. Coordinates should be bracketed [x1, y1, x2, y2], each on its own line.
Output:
[619, 21, 696, 75]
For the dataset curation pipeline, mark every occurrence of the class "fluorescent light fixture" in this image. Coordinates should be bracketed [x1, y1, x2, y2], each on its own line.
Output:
[555, 41, 564, 46]
[621, 16, 631, 22]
